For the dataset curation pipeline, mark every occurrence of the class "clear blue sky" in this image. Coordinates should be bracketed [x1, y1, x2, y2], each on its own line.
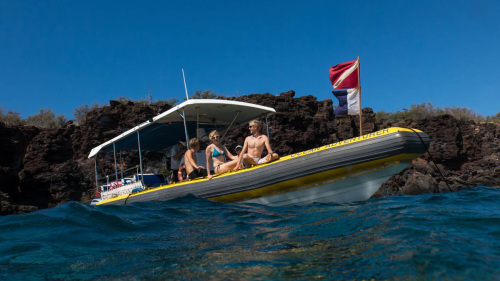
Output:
[1, 0, 499, 119]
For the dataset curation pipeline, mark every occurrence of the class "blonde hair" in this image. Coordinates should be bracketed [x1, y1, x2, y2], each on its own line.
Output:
[209, 130, 220, 141]
[250, 120, 262, 130]
[189, 138, 199, 148]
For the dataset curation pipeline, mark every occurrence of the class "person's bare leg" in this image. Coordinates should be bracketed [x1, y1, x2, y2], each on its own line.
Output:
[257, 153, 279, 164]
[242, 153, 258, 166]
[216, 159, 239, 175]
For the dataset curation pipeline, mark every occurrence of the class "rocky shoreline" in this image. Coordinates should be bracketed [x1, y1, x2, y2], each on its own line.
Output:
[1, 91, 499, 215]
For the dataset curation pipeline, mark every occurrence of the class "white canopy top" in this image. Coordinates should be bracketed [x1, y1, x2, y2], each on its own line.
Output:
[88, 99, 276, 158]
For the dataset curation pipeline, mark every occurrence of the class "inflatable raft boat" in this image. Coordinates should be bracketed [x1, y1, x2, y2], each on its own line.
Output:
[89, 100, 430, 206]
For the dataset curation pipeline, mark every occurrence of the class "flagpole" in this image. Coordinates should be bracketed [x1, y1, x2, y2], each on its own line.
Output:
[357, 56, 363, 136]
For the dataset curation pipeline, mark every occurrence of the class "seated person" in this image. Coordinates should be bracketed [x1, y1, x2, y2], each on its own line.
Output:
[234, 120, 279, 171]
[234, 144, 248, 168]
[231, 136, 244, 153]
[205, 130, 239, 179]
[184, 138, 206, 180]
[235, 145, 243, 156]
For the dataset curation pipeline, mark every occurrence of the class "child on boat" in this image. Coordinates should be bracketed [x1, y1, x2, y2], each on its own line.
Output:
[184, 138, 206, 180]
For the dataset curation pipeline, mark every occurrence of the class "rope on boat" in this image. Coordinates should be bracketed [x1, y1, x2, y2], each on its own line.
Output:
[409, 128, 453, 192]
[124, 193, 132, 205]
[221, 110, 240, 143]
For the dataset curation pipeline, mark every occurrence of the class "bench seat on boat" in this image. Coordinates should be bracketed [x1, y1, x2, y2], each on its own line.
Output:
[134, 173, 166, 188]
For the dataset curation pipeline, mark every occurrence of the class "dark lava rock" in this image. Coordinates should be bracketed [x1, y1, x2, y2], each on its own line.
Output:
[373, 116, 500, 197]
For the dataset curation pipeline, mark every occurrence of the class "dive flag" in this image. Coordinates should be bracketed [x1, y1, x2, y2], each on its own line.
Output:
[329, 60, 359, 89]
[332, 88, 360, 115]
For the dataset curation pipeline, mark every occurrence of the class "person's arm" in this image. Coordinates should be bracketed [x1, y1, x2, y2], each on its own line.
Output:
[173, 146, 185, 160]
[205, 146, 213, 179]
[264, 136, 274, 161]
[233, 138, 248, 171]
[223, 145, 237, 161]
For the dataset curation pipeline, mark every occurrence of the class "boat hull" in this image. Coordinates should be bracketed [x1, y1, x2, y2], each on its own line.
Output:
[97, 128, 430, 206]
[240, 161, 411, 206]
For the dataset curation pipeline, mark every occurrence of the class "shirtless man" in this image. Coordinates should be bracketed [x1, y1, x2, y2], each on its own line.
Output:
[184, 138, 206, 180]
[233, 120, 279, 171]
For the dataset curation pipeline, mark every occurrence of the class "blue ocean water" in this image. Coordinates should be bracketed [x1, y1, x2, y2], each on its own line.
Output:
[0, 187, 499, 280]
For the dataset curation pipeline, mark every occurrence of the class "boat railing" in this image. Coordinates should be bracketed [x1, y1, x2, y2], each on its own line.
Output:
[98, 166, 140, 189]
[98, 165, 169, 200]
[101, 181, 144, 200]
[98, 166, 141, 199]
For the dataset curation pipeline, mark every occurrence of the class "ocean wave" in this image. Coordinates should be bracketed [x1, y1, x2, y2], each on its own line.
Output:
[0, 186, 499, 280]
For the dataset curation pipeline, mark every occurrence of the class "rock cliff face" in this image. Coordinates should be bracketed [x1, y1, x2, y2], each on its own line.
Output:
[375, 115, 500, 197]
[1, 91, 499, 215]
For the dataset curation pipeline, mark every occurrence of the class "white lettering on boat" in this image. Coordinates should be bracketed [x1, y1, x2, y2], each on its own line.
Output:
[291, 129, 390, 158]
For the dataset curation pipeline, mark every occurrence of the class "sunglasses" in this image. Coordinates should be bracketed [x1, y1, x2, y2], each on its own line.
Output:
[248, 126, 254, 128]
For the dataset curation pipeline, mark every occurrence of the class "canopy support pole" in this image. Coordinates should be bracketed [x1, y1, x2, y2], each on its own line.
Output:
[120, 150, 123, 179]
[196, 107, 199, 139]
[182, 108, 190, 149]
[113, 142, 118, 182]
[265, 116, 270, 139]
[137, 131, 144, 180]
[94, 157, 99, 193]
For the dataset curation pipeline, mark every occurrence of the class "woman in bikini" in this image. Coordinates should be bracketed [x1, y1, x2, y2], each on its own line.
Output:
[205, 130, 239, 179]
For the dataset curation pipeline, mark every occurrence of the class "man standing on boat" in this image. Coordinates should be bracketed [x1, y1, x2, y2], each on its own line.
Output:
[169, 140, 186, 183]
[233, 120, 279, 171]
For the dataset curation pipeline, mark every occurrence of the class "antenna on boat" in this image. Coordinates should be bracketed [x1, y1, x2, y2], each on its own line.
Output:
[182, 68, 189, 100]
[179, 69, 191, 149]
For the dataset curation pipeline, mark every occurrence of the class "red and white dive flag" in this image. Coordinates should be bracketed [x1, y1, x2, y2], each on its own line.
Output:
[329, 60, 359, 89]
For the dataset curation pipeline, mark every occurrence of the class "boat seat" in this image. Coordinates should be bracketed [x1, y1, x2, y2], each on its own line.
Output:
[101, 185, 110, 192]
[134, 173, 166, 188]
[122, 178, 135, 185]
